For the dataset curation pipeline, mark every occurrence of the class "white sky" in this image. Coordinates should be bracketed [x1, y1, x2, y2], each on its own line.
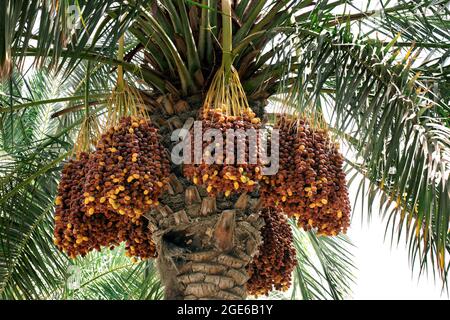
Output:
[346, 178, 447, 300]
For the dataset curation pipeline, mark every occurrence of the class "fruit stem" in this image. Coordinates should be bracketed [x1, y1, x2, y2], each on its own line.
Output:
[117, 34, 125, 91]
[221, 0, 232, 81]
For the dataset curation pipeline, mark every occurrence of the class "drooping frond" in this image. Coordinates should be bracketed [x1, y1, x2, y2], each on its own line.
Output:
[55, 247, 163, 300]
[291, 227, 355, 300]
[285, 26, 450, 283]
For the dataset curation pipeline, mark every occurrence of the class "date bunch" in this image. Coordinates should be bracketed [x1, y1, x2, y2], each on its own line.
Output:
[260, 117, 351, 236]
[53, 153, 157, 259]
[84, 116, 170, 222]
[53, 116, 168, 259]
[246, 208, 297, 296]
[183, 109, 263, 197]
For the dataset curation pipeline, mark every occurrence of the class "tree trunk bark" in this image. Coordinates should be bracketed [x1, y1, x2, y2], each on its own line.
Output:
[146, 175, 264, 300]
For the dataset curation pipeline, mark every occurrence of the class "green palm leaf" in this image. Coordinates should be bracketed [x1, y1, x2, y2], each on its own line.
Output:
[291, 228, 355, 300]
[284, 26, 450, 283]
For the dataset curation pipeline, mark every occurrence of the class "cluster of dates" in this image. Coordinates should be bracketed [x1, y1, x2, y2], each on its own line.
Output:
[83, 116, 170, 222]
[53, 153, 116, 258]
[53, 116, 168, 259]
[183, 109, 263, 197]
[260, 117, 351, 236]
[246, 208, 297, 296]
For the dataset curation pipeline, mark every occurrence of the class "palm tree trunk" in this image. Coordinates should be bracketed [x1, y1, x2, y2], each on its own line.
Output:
[146, 175, 264, 300]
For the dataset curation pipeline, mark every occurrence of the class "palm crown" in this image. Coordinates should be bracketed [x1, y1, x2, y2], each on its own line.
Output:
[0, 0, 449, 299]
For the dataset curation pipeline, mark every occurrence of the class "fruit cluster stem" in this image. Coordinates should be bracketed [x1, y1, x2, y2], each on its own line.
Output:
[117, 34, 125, 91]
[222, 0, 232, 80]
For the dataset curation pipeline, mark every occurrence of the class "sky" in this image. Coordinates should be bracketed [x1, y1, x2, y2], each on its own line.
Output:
[346, 178, 447, 300]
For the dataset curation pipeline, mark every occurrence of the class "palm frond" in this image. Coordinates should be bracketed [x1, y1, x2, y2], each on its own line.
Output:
[4, 0, 351, 100]
[0, 68, 88, 299]
[2, 1, 142, 75]
[0, 128, 71, 299]
[56, 246, 163, 300]
[291, 227, 355, 300]
[286, 26, 450, 283]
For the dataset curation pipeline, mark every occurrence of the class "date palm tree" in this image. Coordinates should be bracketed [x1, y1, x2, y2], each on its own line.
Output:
[0, 0, 449, 299]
